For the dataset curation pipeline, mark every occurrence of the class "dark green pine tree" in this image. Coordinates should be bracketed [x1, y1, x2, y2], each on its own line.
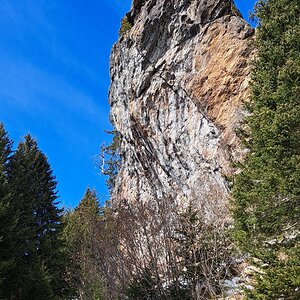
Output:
[232, 0, 300, 298]
[0, 123, 14, 295]
[4, 134, 69, 300]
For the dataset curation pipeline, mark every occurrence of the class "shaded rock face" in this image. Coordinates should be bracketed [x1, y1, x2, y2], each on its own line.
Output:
[109, 0, 254, 219]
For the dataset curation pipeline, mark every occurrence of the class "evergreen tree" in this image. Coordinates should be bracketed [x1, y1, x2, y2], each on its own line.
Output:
[232, 0, 300, 298]
[64, 188, 103, 300]
[3, 134, 69, 300]
[0, 123, 14, 295]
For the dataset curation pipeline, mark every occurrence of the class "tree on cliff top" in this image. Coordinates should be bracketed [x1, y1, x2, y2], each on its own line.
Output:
[232, 0, 300, 298]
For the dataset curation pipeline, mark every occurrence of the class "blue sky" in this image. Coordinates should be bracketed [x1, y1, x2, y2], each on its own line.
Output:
[0, 0, 256, 208]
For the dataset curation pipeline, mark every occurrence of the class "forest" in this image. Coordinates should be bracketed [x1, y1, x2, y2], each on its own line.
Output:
[0, 0, 300, 299]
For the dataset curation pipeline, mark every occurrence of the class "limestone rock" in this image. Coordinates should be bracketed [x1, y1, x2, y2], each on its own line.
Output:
[109, 0, 255, 220]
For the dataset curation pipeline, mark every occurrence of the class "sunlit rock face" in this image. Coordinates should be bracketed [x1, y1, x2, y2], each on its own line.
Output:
[109, 0, 254, 220]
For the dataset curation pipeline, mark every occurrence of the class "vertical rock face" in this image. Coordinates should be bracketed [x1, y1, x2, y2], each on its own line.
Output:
[109, 0, 254, 219]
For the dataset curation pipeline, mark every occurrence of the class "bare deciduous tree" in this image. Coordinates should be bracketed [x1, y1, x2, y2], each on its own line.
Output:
[93, 191, 236, 300]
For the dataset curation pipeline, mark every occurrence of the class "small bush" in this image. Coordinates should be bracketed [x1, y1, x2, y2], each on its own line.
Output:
[119, 16, 132, 36]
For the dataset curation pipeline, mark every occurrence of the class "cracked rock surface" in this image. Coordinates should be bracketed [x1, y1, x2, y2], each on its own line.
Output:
[109, 0, 255, 220]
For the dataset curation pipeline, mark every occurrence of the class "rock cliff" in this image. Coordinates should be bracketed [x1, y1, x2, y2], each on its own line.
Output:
[109, 0, 254, 220]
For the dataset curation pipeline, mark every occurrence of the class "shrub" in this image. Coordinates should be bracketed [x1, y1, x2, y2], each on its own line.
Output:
[119, 16, 133, 36]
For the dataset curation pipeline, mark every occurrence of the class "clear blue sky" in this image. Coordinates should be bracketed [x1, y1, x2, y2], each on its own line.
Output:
[0, 0, 256, 208]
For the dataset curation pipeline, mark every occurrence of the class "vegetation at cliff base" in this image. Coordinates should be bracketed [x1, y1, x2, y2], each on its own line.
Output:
[63, 188, 104, 300]
[232, 0, 300, 298]
[0, 124, 72, 300]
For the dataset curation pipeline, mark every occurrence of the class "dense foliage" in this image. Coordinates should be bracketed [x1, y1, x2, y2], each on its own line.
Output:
[0, 124, 14, 290]
[232, 0, 300, 298]
[0, 124, 71, 300]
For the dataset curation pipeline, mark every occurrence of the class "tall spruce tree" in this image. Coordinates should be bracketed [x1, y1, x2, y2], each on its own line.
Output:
[64, 188, 103, 300]
[0, 123, 14, 296]
[232, 0, 300, 298]
[3, 134, 69, 300]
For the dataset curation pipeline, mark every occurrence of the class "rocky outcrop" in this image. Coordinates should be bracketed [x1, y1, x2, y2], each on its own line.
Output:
[109, 0, 254, 220]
